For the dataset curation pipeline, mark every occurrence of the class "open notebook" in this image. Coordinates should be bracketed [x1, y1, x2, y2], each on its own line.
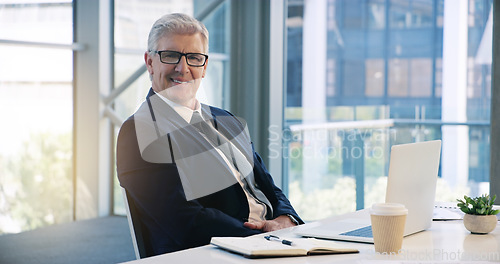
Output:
[210, 235, 358, 258]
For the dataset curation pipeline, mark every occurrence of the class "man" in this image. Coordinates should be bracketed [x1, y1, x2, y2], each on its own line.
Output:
[116, 13, 303, 256]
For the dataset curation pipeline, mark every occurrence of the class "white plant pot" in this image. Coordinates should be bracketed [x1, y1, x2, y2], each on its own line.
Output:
[463, 214, 497, 234]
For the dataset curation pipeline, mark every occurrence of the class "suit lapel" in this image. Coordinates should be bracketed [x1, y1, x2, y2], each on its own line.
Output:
[144, 91, 239, 200]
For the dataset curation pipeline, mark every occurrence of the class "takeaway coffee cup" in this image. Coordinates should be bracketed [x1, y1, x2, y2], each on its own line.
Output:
[370, 203, 408, 254]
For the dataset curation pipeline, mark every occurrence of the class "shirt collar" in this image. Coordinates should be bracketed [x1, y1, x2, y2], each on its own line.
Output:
[154, 92, 202, 123]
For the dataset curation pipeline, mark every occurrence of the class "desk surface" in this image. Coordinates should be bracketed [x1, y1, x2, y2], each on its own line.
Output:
[123, 219, 500, 263]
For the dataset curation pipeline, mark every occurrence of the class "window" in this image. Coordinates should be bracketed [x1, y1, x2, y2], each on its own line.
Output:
[284, 0, 492, 222]
[365, 59, 385, 97]
[0, 1, 73, 234]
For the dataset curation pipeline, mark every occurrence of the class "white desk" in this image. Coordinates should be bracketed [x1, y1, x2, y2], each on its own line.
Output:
[122, 219, 500, 263]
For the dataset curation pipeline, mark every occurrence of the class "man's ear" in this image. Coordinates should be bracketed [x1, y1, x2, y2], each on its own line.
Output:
[145, 52, 154, 75]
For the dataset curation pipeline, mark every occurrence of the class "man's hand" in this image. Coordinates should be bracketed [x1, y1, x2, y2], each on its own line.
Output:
[243, 215, 297, 232]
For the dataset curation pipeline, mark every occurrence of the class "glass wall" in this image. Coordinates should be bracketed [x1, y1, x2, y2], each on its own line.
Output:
[112, 0, 231, 214]
[284, 0, 492, 221]
[0, 1, 73, 234]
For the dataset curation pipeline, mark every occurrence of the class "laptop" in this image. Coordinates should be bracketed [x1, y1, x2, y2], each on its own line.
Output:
[295, 140, 442, 243]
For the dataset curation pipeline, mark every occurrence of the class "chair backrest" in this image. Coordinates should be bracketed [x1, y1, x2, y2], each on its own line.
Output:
[121, 187, 153, 259]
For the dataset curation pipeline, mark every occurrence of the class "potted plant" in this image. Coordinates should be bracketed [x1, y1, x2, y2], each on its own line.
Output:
[457, 194, 499, 234]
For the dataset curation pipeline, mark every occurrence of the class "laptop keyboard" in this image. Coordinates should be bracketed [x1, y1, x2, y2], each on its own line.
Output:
[339, 226, 373, 238]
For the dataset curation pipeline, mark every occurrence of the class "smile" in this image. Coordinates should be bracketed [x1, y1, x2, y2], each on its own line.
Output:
[172, 79, 192, 84]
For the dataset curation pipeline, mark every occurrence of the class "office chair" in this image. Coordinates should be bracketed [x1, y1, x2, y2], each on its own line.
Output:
[121, 187, 154, 259]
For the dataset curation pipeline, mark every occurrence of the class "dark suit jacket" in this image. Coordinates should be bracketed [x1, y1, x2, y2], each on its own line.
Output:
[117, 89, 303, 256]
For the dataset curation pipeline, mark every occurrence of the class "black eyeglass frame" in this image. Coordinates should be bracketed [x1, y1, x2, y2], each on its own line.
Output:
[151, 50, 209, 67]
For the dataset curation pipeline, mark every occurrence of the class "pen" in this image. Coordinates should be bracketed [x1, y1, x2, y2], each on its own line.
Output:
[264, 235, 293, 246]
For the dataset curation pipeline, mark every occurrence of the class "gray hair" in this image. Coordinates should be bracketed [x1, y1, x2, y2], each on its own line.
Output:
[147, 13, 209, 54]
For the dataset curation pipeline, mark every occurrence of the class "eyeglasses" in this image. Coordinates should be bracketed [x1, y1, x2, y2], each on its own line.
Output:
[152, 50, 208, 67]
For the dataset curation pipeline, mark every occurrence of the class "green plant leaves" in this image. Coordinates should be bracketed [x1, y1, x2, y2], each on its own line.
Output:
[456, 194, 499, 215]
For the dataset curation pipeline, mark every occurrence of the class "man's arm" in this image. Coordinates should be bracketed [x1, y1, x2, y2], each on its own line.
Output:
[209, 107, 304, 233]
[242, 149, 304, 232]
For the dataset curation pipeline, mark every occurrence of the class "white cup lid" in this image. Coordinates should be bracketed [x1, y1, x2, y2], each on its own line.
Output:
[370, 203, 408, 216]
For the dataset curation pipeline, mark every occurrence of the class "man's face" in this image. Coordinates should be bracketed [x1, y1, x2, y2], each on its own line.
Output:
[145, 33, 208, 108]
